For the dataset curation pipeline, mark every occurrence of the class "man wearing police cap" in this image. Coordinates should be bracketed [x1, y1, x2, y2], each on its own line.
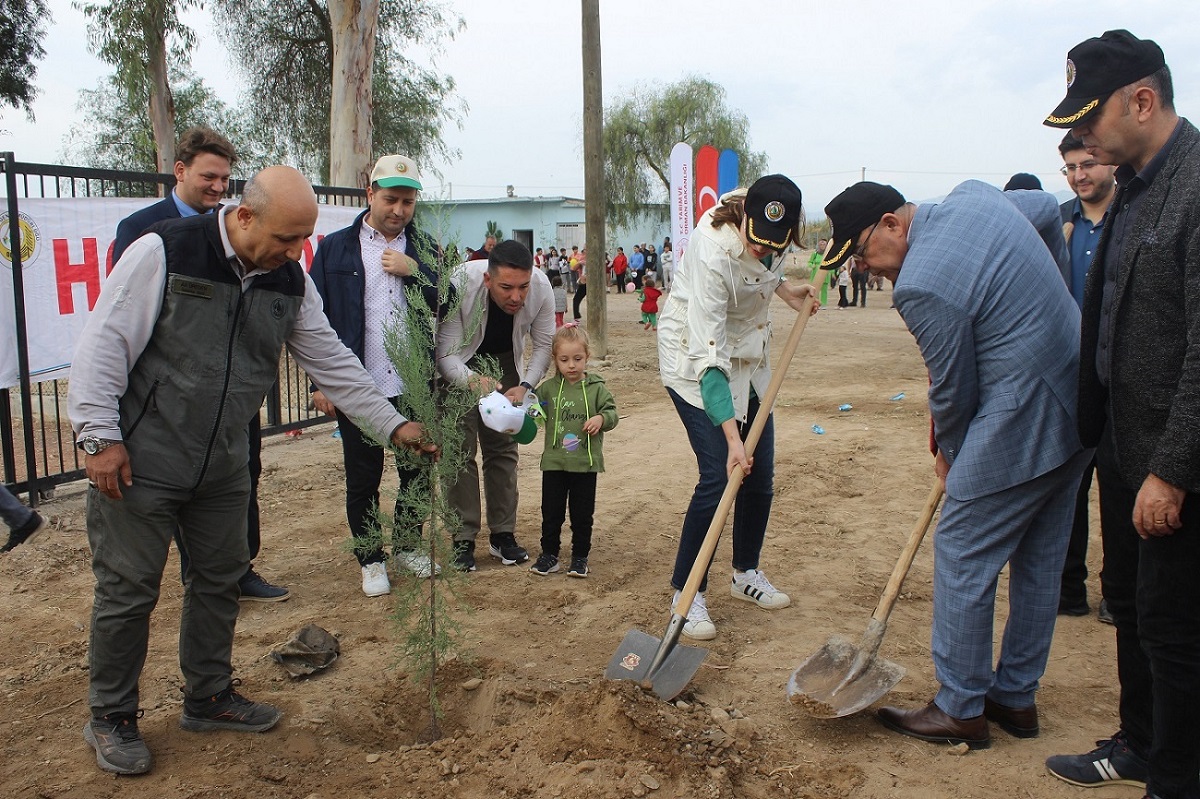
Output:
[822, 178, 1086, 750]
[1043, 30, 1200, 799]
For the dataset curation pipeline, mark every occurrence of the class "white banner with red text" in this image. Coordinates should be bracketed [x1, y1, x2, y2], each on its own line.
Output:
[0, 198, 363, 388]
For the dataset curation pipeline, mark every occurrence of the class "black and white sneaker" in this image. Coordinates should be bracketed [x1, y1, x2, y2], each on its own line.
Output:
[489, 532, 529, 565]
[530, 553, 559, 575]
[730, 569, 791, 609]
[452, 541, 477, 572]
[1045, 731, 1148, 788]
[567, 557, 589, 578]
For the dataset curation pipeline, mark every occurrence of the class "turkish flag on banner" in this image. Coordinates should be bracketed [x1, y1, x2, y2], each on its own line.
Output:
[695, 145, 720, 222]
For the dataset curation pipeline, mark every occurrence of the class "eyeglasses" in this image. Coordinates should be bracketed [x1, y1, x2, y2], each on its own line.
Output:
[853, 223, 879, 260]
[1060, 160, 1099, 175]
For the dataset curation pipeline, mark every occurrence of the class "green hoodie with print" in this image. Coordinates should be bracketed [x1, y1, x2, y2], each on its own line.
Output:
[535, 372, 618, 473]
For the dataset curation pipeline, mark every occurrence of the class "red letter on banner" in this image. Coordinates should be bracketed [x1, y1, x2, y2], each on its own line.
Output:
[53, 238, 102, 314]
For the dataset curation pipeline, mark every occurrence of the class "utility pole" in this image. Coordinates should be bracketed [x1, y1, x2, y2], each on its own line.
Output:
[581, 0, 608, 357]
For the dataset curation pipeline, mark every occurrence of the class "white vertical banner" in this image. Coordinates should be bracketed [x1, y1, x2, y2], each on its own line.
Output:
[669, 142, 693, 265]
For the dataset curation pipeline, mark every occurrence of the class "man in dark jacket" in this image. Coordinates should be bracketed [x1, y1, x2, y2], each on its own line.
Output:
[112, 127, 235, 264]
[1054, 132, 1117, 622]
[1043, 30, 1200, 799]
[309, 154, 444, 597]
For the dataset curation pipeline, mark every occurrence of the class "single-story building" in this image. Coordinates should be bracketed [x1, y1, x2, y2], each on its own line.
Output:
[418, 195, 671, 260]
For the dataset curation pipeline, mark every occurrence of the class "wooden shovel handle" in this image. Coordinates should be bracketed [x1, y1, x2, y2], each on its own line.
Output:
[869, 480, 944, 625]
[675, 283, 819, 614]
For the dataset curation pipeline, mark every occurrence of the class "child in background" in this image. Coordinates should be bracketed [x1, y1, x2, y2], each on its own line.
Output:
[550, 273, 567, 328]
[836, 264, 851, 309]
[530, 326, 618, 578]
[639, 275, 663, 331]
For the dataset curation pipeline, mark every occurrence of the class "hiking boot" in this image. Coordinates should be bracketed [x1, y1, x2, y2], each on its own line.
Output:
[1045, 731, 1148, 788]
[731, 569, 791, 609]
[238, 568, 290, 603]
[180, 681, 282, 733]
[84, 711, 152, 775]
[361, 561, 390, 597]
[395, 549, 440, 579]
[452, 541, 477, 572]
[2, 511, 47, 553]
[674, 590, 716, 640]
[1098, 599, 1114, 625]
[567, 557, 589, 578]
[489, 532, 529, 565]
[530, 552, 559, 575]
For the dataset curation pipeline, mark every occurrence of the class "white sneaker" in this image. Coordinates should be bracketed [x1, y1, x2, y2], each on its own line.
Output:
[731, 569, 791, 609]
[674, 590, 717, 640]
[361, 562, 390, 597]
[395, 549, 440, 579]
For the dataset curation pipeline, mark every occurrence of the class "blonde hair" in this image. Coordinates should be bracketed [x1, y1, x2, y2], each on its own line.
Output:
[552, 325, 590, 361]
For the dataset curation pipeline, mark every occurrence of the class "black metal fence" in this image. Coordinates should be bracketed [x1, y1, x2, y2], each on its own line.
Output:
[1, 154, 366, 503]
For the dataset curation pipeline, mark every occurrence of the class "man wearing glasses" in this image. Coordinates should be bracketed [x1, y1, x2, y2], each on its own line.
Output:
[820, 180, 1088, 750]
[1055, 133, 1117, 624]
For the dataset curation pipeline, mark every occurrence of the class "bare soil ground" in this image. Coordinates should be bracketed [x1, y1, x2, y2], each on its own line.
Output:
[1, 277, 1122, 799]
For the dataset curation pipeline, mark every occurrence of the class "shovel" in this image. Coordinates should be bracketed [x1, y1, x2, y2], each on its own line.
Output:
[606, 284, 820, 701]
[786, 480, 943, 718]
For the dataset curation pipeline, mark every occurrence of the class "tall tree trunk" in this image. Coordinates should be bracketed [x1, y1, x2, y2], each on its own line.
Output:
[145, 17, 175, 180]
[328, 0, 380, 188]
[581, 0, 607, 357]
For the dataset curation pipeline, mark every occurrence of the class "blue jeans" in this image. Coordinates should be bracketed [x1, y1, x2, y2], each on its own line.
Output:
[668, 389, 774, 593]
[1, 484, 35, 531]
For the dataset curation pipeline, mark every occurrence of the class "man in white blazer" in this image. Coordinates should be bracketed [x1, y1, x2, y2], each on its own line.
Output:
[436, 240, 555, 571]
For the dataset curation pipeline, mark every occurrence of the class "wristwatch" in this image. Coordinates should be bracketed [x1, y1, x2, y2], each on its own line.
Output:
[519, 381, 534, 391]
[78, 436, 120, 455]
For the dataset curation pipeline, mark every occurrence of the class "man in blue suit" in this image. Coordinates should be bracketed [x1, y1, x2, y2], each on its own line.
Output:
[112, 127, 235, 263]
[822, 181, 1089, 750]
[111, 128, 288, 602]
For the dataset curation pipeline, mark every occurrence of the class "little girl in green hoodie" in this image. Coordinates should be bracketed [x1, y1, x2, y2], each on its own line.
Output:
[530, 325, 619, 578]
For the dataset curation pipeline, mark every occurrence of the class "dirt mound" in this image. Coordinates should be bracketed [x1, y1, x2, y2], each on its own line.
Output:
[0, 287, 1120, 798]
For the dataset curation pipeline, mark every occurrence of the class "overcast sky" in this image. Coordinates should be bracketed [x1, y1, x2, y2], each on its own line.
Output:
[3, 0, 1197, 215]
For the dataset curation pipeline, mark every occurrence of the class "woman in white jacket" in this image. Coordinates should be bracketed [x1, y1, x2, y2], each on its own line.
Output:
[657, 174, 817, 640]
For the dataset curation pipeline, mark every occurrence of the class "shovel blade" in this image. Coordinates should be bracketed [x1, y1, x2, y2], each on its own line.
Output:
[786, 635, 906, 719]
[605, 628, 708, 701]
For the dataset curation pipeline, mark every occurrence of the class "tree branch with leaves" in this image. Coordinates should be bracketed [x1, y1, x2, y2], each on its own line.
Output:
[213, 0, 465, 185]
[602, 75, 769, 229]
[75, 0, 200, 172]
[0, 0, 49, 119]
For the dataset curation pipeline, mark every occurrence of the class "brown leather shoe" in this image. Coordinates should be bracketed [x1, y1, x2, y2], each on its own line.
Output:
[984, 696, 1039, 738]
[877, 701, 991, 749]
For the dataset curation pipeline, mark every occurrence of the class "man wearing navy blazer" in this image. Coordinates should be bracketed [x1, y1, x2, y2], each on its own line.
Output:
[112, 127, 235, 263]
[1043, 31, 1200, 799]
[308, 154, 445, 597]
[822, 180, 1089, 750]
[111, 128, 288, 602]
